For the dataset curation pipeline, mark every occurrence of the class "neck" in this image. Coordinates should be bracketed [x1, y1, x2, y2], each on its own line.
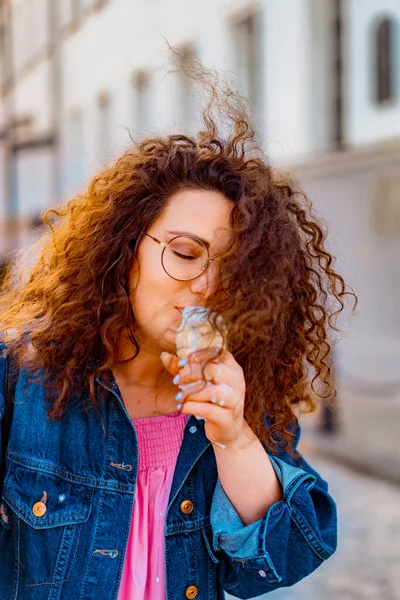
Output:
[111, 334, 171, 390]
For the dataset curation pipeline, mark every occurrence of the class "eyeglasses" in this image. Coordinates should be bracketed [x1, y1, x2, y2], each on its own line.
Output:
[145, 233, 225, 282]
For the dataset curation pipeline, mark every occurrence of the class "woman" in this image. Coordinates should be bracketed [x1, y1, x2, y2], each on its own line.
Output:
[0, 76, 354, 600]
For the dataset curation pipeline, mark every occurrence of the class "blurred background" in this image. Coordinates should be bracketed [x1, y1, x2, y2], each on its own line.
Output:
[1, 0, 400, 598]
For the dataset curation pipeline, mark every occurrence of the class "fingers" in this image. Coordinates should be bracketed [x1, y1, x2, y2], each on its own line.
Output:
[175, 361, 229, 387]
[183, 347, 236, 368]
[175, 381, 234, 408]
[160, 352, 180, 376]
[180, 400, 228, 422]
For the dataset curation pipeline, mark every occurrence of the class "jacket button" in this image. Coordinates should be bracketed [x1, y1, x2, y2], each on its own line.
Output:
[185, 585, 198, 599]
[180, 500, 194, 514]
[32, 502, 47, 517]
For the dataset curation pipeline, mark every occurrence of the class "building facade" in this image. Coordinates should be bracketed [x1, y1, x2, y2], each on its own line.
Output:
[0, 0, 400, 385]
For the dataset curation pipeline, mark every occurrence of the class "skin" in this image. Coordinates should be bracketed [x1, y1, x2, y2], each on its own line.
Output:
[112, 188, 282, 525]
[112, 188, 232, 417]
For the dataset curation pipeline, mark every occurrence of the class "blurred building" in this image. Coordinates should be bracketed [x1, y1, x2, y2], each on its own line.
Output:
[0, 0, 400, 385]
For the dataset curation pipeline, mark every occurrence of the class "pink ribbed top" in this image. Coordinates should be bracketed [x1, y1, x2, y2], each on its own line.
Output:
[117, 412, 188, 600]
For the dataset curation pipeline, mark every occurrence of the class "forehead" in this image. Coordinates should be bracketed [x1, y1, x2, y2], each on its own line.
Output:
[156, 189, 233, 245]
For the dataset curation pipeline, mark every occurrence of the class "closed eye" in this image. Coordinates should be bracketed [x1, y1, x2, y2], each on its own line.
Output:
[172, 250, 199, 261]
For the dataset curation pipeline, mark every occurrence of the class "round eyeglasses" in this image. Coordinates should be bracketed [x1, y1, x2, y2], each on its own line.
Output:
[145, 233, 225, 282]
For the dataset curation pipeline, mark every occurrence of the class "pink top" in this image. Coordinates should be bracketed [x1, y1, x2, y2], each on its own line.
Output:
[117, 412, 188, 600]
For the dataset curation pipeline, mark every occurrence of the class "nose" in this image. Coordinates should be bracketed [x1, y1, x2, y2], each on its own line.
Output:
[189, 261, 220, 298]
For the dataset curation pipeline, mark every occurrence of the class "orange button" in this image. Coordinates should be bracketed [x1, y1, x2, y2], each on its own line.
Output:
[185, 585, 198, 599]
[32, 502, 47, 517]
[180, 500, 194, 514]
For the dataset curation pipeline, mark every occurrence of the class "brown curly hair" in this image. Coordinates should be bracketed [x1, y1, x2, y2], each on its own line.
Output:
[0, 66, 356, 454]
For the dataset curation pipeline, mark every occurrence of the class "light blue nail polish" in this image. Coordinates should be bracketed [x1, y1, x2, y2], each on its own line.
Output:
[175, 391, 183, 401]
[173, 374, 180, 385]
[178, 357, 188, 367]
[177, 403, 183, 411]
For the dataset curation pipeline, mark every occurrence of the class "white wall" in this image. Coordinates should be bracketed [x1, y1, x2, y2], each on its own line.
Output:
[346, 0, 400, 147]
[4, 0, 400, 201]
[296, 147, 400, 383]
[1, 0, 400, 384]
[58, 0, 338, 177]
[263, 0, 315, 163]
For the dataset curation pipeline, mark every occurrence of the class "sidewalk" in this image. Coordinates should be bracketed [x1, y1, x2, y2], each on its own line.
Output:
[298, 385, 400, 486]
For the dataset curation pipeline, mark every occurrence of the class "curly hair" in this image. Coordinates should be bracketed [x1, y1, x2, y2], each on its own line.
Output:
[0, 65, 356, 454]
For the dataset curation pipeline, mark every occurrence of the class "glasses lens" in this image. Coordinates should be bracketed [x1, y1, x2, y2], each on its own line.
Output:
[162, 236, 208, 281]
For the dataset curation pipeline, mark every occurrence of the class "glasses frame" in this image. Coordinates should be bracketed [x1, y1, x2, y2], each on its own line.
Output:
[145, 233, 225, 282]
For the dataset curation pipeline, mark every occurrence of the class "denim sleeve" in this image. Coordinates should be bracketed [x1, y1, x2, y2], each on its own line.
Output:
[0, 341, 6, 471]
[210, 425, 337, 598]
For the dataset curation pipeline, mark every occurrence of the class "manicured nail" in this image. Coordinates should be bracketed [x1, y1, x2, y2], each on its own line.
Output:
[175, 391, 183, 401]
[178, 357, 188, 367]
[173, 374, 180, 385]
[177, 403, 183, 411]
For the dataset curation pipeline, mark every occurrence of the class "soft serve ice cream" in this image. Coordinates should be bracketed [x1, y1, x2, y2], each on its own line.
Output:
[175, 306, 226, 358]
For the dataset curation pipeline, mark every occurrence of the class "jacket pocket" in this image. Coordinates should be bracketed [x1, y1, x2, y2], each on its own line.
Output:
[2, 462, 93, 589]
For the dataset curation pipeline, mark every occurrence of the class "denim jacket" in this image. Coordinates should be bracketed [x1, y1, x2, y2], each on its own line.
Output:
[0, 347, 337, 600]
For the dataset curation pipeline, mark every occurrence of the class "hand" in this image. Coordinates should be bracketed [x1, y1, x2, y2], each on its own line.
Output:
[160, 348, 252, 450]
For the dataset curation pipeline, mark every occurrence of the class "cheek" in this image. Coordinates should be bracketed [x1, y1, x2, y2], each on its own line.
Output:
[127, 260, 177, 321]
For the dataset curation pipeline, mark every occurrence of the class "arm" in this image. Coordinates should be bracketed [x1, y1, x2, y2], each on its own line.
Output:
[160, 350, 337, 596]
[212, 421, 282, 526]
[210, 424, 337, 598]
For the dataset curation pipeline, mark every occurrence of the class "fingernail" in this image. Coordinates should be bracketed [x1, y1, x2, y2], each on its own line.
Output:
[173, 374, 180, 385]
[178, 357, 188, 367]
[218, 399, 225, 407]
[177, 403, 183, 411]
[160, 352, 168, 360]
[175, 391, 183, 401]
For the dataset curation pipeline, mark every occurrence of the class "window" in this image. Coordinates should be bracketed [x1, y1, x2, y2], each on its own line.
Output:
[232, 11, 263, 118]
[0, 7, 12, 86]
[98, 91, 112, 165]
[373, 16, 398, 104]
[132, 69, 151, 135]
[174, 44, 198, 134]
[68, 108, 86, 190]
[93, 0, 109, 10]
[373, 176, 400, 235]
[71, 0, 85, 28]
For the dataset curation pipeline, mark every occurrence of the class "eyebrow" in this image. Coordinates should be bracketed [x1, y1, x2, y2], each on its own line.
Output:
[166, 230, 210, 250]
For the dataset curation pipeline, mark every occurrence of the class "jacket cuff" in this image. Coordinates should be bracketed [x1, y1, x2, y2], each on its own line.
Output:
[211, 478, 261, 556]
[210, 455, 331, 562]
